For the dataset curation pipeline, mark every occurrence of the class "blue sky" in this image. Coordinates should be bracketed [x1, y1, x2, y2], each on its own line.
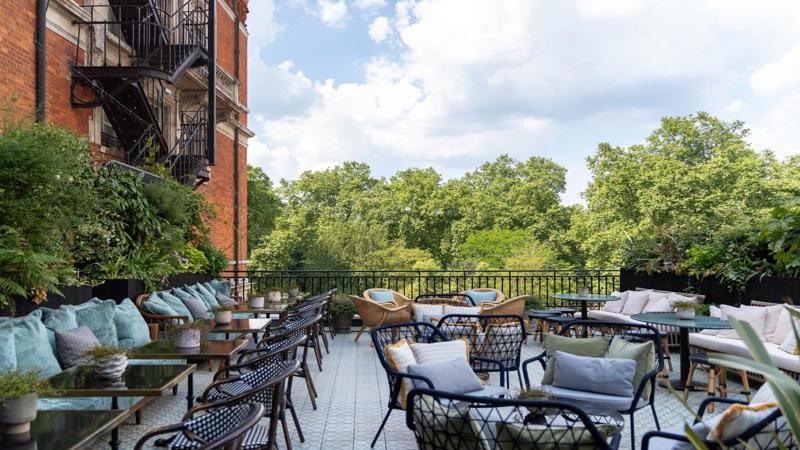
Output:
[246, 0, 800, 204]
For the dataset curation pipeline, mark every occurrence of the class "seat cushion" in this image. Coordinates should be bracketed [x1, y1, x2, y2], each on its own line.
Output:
[143, 293, 180, 317]
[586, 309, 645, 324]
[542, 385, 638, 411]
[689, 333, 800, 374]
[369, 289, 395, 302]
[38, 396, 144, 411]
[496, 422, 617, 449]
[160, 291, 194, 322]
[0, 311, 61, 377]
[443, 305, 481, 316]
[72, 299, 118, 347]
[465, 290, 497, 305]
[114, 298, 152, 349]
[464, 384, 508, 398]
[0, 322, 16, 371]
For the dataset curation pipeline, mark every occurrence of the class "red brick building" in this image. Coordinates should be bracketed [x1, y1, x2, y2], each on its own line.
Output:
[0, 0, 251, 269]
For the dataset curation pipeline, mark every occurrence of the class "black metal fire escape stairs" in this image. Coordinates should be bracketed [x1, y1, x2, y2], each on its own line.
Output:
[71, 0, 212, 187]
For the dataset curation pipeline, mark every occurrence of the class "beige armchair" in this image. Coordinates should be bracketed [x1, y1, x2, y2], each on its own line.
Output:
[458, 288, 506, 305]
[363, 288, 413, 308]
[480, 295, 527, 316]
[351, 295, 412, 342]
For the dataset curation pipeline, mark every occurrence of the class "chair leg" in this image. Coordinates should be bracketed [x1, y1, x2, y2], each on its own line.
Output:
[371, 409, 393, 448]
[301, 366, 318, 410]
[739, 369, 752, 401]
[354, 325, 367, 342]
[651, 403, 660, 430]
[719, 368, 728, 399]
[662, 337, 673, 371]
[286, 378, 304, 442]
[313, 338, 323, 372]
[707, 368, 717, 413]
[281, 408, 293, 450]
[683, 362, 697, 401]
[629, 412, 636, 450]
[516, 369, 524, 390]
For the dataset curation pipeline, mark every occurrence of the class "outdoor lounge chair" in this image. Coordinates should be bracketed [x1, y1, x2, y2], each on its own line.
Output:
[458, 287, 506, 305]
[406, 388, 622, 450]
[522, 320, 665, 449]
[364, 288, 413, 308]
[351, 295, 412, 342]
[479, 295, 528, 316]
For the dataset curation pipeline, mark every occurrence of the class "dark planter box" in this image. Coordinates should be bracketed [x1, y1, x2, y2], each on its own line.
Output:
[620, 269, 800, 305]
[92, 279, 146, 302]
[167, 273, 213, 289]
[10, 284, 95, 317]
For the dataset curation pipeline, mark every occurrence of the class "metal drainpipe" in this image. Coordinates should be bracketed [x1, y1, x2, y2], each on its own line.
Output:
[232, 3, 241, 275]
[207, 0, 216, 164]
[35, 0, 49, 122]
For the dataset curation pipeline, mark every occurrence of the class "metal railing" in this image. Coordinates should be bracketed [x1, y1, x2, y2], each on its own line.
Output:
[220, 269, 621, 307]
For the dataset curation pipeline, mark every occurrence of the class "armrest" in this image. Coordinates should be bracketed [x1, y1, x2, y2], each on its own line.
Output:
[698, 397, 749, 418]
[147, 323, 159, 341]
[521, 353, 547, 389]
[200, 376, 243, 402]
[133, 423, 186, 450]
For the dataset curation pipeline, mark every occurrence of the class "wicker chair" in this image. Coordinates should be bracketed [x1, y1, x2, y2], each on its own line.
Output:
[406, 388, 622, 450]
[522, 320, 665, 449]
[415, 293, 473, 307]
[134, 402, 265, 450]
[458, 287, 506, 305]
[480, 295, 528, 315]
[363, 288, 413, 308]
[351, 295, 412, 342]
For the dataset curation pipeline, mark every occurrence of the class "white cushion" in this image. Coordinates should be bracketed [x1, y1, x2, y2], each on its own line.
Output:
[718, 305, 767, 340]
[779, 330, 798, 355]
[772, 306, 799, 345]
[443, 305, 481, 316]
[602, 291, 628, 313]
[410, 340, 469, 364]
[642, 292, 681, 313]
[762, 305, 785, 343]
[587, 310, 645, 324]
[709, 403, 779, 441]
[701, 306, 723, 336]
[689, 333, 800, 373]
[621, 290, 651, 315]
[413, 304, 444, 321]
[385, 340, 417, 373]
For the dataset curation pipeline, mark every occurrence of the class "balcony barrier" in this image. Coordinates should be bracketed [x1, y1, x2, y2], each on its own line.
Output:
[220, 269, 621, 307]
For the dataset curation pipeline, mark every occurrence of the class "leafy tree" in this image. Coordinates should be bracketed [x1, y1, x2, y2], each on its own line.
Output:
[459, 229, 531, 269]
[247, 166, 282, 255]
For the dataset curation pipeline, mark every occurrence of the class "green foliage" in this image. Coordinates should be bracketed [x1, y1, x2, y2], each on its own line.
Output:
[81, 346, 128, 360]
[176, 243, 209, 273]
[247, 166, 282, 256]
[0, 227, 71, 306]
[671, 299, 700, 311]
[330, 294, 356, 317]
[199, 241, 228, 277]
[0, 370, 55, 399]
[459, 229, 530, 269]
[762, 198, 800, 276]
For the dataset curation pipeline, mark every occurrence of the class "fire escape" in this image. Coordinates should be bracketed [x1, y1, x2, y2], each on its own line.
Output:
[71, 0, 216, 187]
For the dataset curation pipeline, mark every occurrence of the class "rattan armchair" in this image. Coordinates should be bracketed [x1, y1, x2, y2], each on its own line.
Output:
[480, 294, 528, 315]
[363, 288, 413, 308]
[458, 287, 506, 304]
[351, 295, 412, 342]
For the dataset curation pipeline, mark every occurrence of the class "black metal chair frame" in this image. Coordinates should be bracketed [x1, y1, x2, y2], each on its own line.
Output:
[435, 313, 527, 388]
[642, 397, 792, 449]
[134, 402, 266, 450]
[521, 320, 665, 450]
[406, 387, 622, 450]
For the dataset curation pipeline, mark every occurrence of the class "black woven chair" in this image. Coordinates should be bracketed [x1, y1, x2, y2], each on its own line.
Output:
[435, 314, 527, 387]
[521, 320, 665, 449]
[642, 395, 794, 450]
[415, 293, 474, 306]
[406, 388, 622, 449]
[200, 359, 301, 450]
[134, 402, 265, 450]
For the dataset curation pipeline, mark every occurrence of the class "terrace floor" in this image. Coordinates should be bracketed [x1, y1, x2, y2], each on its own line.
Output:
[94, 330, 750, 450]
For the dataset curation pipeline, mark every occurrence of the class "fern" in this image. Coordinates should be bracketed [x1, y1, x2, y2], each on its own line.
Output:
[0, 226, 70, 307]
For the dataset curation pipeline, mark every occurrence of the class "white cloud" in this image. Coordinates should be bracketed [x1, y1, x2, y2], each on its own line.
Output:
[317, 0, 348, 27]
[749, 94, 800, 158]
[246, 0, 284, 45]
[354, 0, 386, 10]
[750, 44, 800, 95]
[368, 16, 392, 43]
[724, 100, 743, 113]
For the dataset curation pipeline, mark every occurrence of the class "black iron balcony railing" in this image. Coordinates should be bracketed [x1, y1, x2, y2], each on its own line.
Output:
[221, 269, 621, 307]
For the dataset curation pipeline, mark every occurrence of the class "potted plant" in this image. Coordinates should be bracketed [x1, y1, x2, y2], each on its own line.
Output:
[330, 295, 356, 333]
[672, 299, 699, 320]
[518, 388, 553, 422]
[288, 283, 301, 298]
[266, 286, 283, 303]
[0, 371, 54, 436]
[248, 293, 265, 308]
[212, 305, 233, 324]
[173, 320, 212, 348]
[83, 346, 129, 380]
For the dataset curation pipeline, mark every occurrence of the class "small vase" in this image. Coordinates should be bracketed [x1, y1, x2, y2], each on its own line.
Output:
[175, 328, 201, 348]
[248, 296, 265, 308]
[267, 291, 283, 303]
[676, 308, 696, 320]
[577, 286, 590, 296]
[288, 288, 300, 298]
[94, 354, 128, 380]
[0, 392, 37, 436]
[214, 310, 232, 324]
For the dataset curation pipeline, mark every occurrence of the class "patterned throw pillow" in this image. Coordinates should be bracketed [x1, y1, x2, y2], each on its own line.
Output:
[56, 325, 100, 369]
[215, 292, 238, 308]
[182, 296, 212, 320]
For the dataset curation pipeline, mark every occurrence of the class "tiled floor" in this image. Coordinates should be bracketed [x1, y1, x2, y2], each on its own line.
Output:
[93, 330, 751, 449]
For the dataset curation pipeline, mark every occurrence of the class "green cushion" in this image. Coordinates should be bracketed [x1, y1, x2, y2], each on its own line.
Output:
[72, 300, 118, 347]
[209, 279, 231, 296]
[193, 283, 220, 309]
[0, 311, 61, 377]
[114, 298, 151, 349]
[496, 422, 617, 450]
[607, 338, 656, 398]
[158, 291, 193, 322]
[541, 334, 609, 385]
[143, 293, 179, 317]
[0, 322, 16, 371]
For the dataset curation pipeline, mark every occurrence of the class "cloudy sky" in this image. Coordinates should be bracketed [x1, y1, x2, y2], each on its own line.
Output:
[246, 0, 800, 204]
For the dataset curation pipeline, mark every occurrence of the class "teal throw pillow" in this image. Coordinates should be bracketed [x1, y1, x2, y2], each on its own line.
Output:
[193, 283, 220, 309]
[369, 290, 396, 302]
[159, 291, 193, 322]
[114, 299, 152, 349]
[465, 290, 497, 304]
[209, 279, 231, 296]
[0, 311, 61, 377]
[0, 321, 16, 371]
[143, 293, 179, 317]
[72, 300, 118, 347]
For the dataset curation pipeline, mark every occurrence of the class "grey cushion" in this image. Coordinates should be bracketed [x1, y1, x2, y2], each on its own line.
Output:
[182, 296, 211, 320]
[215, 292, 238, 308]
[464, 384, 508, 397]
[55, 325, 100, 369]
[407, 358, 483, 394]
[553, 350, 636, 397]
[542, 385, 640, 411]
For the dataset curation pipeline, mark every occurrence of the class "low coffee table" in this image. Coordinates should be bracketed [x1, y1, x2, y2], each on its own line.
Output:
[129, 338, 248, 409]
[46, 364, 195, 450]
[0, 410, 129, 450]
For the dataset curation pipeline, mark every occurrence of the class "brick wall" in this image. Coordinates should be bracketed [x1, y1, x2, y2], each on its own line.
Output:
[0, 2, 37, 118]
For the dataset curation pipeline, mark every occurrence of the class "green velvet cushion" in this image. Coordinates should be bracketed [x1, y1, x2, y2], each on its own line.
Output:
[496, 422, 616, 450]
[209, 279, 231, 296]
[158, 291, 193, 322]
[0, 311, 61, 377]
[114, 298, 152, 349]
[0, 322, 16, 371]
[193, 283, 220, 309]
[143, 293, 179, 317]
[541, 334, 609, 385]
[607, 337, 656, 398]
[72, 300, 118, 347]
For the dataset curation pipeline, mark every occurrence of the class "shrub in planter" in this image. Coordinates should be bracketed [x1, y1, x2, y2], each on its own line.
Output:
[672, 299, 700, 320]
[172, 320, 212, 348]
[83, 346, 129, 380]
[212, 305, 233, 324]
[330, 295, 356, 333]
[0, 370, 54, 435]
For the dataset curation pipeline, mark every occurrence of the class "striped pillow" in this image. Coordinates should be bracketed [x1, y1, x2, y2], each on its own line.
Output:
[410, 339, 470, 364]
[413, 304, 444, 321]
[384, 339, 418, 408]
